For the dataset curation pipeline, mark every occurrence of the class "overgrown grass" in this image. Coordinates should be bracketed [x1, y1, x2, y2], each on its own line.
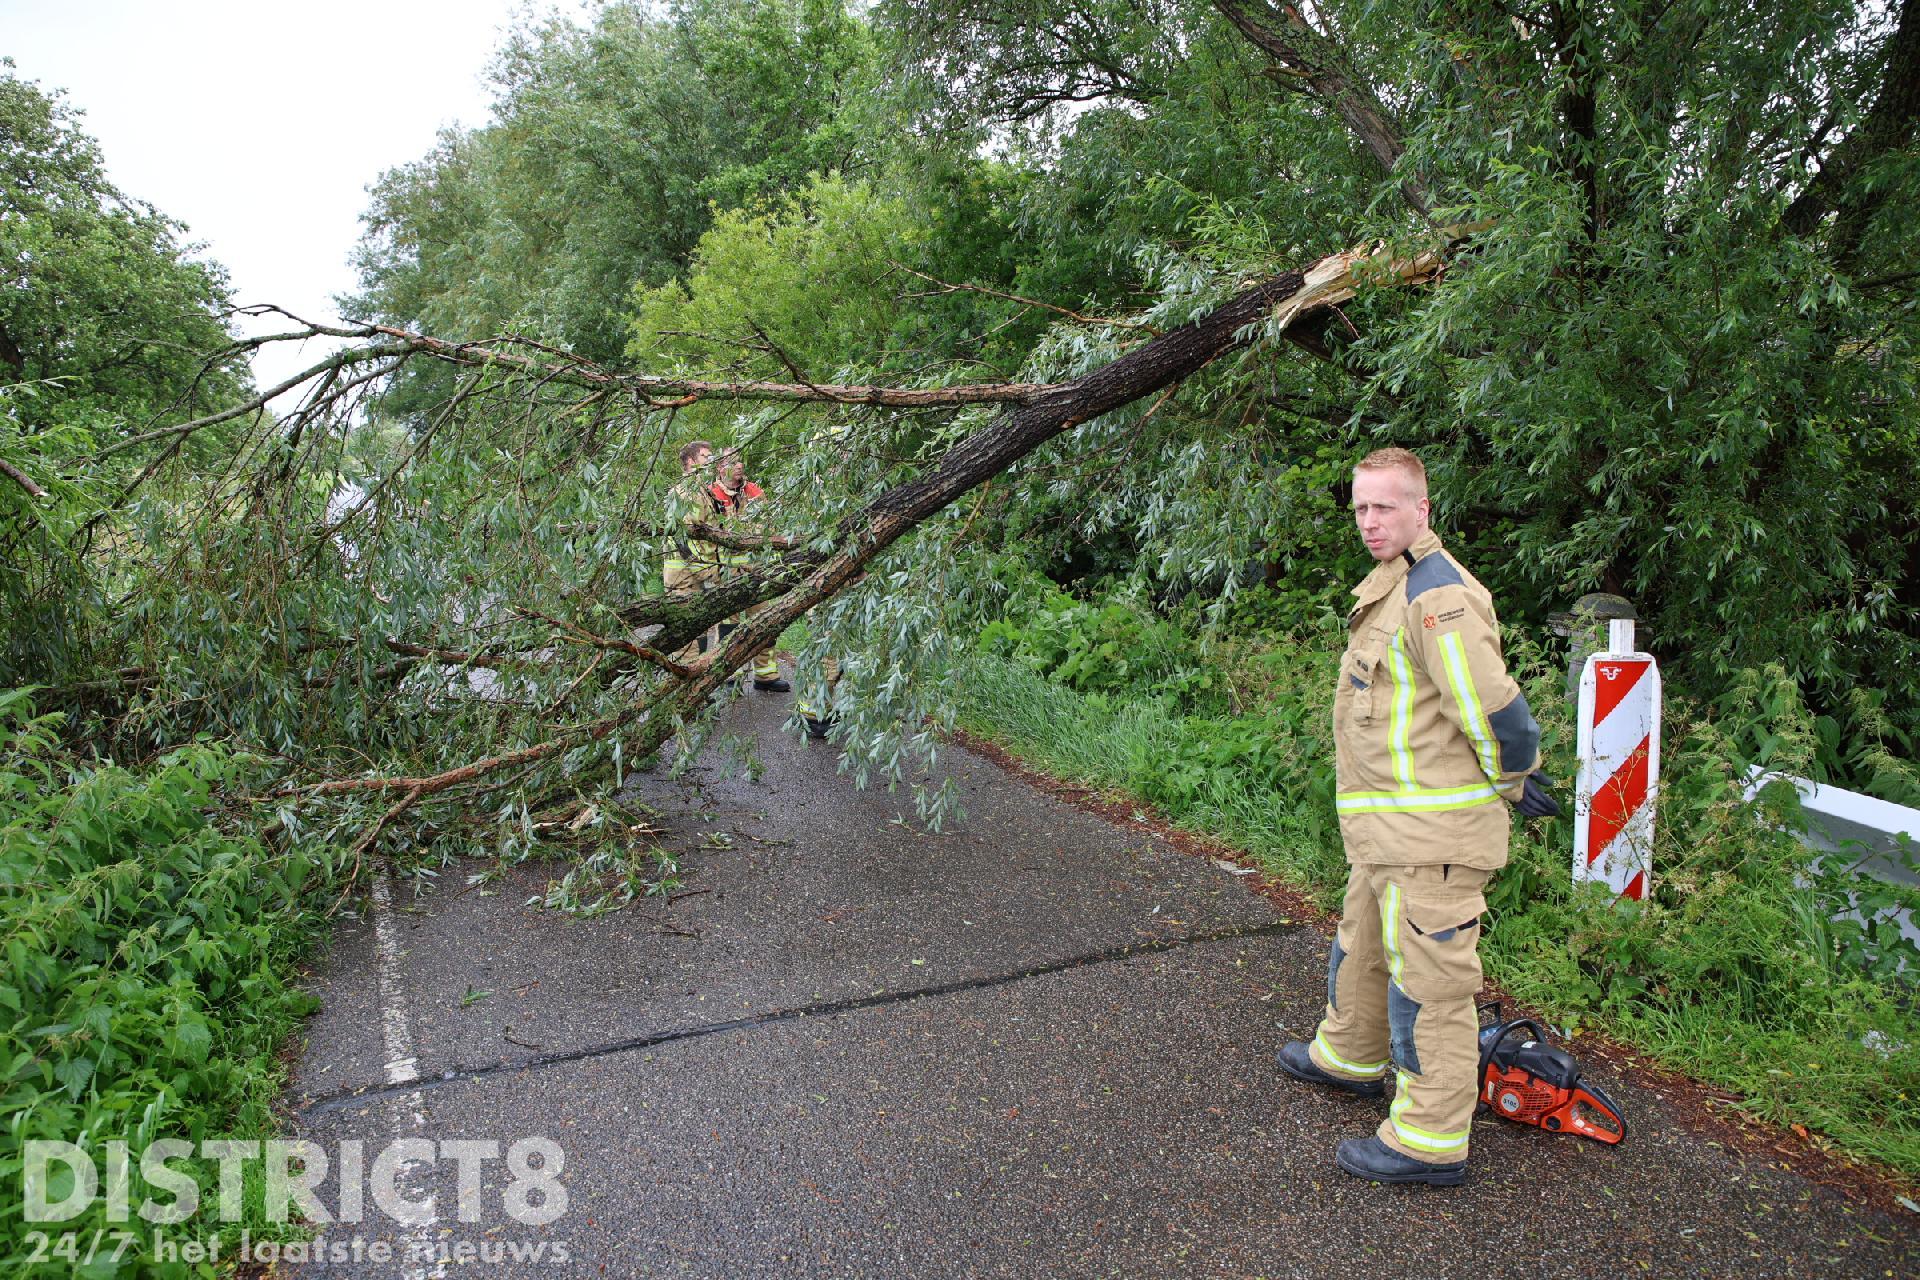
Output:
[953, 606, 1920, 1179]
[952, 646, 1350, 902]
[1, 691, 338, 1276]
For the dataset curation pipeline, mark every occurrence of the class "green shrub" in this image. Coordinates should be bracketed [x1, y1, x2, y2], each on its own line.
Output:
[0, 690, 336, 1276]
[975, 583, 1219, 711]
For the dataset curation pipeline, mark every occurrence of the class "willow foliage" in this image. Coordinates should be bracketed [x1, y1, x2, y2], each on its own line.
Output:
[6, 0, 1915, 852]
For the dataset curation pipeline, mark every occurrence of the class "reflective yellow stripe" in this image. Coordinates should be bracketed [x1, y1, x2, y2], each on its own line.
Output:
[1312, 1031, 1389, 1079]
[1438, 631, 1499, 781]
[1389, 1071, 1471, 1153]
[1387, 627, 1417, 789]
[663, 558, 691, 571]
[1335, 784, 1500, 813]
[1381, 881, 1404, 986]
[1384, 886, 1471, 1157]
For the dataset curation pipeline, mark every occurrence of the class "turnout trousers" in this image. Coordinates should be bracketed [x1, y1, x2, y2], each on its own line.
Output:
[718, 559, 781, 682]
[795, 654, 839, 721]
[1308, 862, 1489, 1163]
[662, 561, 718, 663]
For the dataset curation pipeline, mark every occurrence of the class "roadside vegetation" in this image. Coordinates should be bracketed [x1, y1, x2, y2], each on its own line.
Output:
[0, 693, 336, 1273]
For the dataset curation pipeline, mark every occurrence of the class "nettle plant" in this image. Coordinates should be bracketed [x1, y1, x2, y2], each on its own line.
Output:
[0, 691, 330, 1264]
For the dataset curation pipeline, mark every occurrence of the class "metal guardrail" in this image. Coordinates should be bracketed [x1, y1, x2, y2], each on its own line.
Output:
[1743, 767, 1920, 958]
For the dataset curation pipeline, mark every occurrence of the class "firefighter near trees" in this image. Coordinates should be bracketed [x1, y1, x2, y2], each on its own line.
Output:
[712, 447, 790, 693]
[662, 439, 724, 662]
[1277, 447, 1561, 1187]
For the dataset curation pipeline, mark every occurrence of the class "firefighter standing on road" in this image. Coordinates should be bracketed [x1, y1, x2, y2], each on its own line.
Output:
[662, 440, 724, 662]
[712, 447, 790, 693]
[1276, 447, 1559, 1186]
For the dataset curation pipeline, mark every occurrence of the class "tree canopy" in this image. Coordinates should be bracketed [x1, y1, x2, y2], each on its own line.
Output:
[8, 0, 1918, 847]
[1, 65, 246, 685]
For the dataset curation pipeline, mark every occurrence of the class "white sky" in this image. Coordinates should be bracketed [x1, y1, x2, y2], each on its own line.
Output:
[4, 0, 562, 389]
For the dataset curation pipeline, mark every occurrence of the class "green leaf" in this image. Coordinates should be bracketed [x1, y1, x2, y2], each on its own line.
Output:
[53, 1055, 94, 1099]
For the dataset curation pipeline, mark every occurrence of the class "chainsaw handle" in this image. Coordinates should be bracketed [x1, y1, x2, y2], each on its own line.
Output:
[1565, 1082, 1629, 1145]
[1476, 1017, 1550, 1083]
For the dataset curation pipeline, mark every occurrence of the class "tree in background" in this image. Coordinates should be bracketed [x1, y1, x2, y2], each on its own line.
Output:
[349, 0, 875, 371]
[0, 65, 244, 687]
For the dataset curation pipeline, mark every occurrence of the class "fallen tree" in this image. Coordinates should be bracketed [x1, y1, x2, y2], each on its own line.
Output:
[269, 236, 1457, 847]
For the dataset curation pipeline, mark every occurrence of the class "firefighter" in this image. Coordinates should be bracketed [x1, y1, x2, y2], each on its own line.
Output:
[1275, 447, 1559, 1186]
[711, 447, 790, 693]
[661, 440, 723, 662]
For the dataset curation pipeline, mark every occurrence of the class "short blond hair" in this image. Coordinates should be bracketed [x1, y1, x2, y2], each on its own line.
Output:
[1355, 447, 1428, 500]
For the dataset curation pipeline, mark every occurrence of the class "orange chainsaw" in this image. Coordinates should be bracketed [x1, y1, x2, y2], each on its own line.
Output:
[1476, 1010, 1627, 1144]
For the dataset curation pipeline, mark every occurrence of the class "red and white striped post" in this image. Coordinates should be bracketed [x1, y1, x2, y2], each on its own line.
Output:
[1573, 619, 1661, 900]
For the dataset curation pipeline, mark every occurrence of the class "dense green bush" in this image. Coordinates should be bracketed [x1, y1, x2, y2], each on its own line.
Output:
[975, 582, 1216, 709]
[0, 691, 335, 1276]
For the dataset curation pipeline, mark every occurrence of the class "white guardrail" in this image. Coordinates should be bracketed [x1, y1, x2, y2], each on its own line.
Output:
[1742, 767, 1920, 954]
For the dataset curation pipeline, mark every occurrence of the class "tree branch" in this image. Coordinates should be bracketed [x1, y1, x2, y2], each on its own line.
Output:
[886, 261, 1162, 335]
[0, 456, 48, 500]
[91, 343, 414, 460]
[1212, 0, 1430, 217]
[1779, 0, 1920, 271]
[371, 324, 1053, 407]
[510, 606, 694, 680]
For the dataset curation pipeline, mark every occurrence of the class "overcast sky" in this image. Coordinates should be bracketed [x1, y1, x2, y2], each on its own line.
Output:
[5, 0, 564, 388]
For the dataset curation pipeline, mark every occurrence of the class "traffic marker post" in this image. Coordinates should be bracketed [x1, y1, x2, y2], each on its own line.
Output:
[1574, 619, 1661, 900]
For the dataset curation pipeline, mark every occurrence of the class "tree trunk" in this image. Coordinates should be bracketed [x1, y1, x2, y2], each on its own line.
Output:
[1779, 0, 1920, 271]
[317, 238, 1458, 805]
[645, 241, 1452, 732]
[1212, 0, 1428, 217]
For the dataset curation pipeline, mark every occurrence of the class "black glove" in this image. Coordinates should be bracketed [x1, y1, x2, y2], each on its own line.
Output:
[1516, 772, 1563, 819]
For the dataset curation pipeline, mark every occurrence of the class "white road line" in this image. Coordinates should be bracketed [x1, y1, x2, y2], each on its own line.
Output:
[370, 862, 447, 1279]
[370, 867, 421, 1088]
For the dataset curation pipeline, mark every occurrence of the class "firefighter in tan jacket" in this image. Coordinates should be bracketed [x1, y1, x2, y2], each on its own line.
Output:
[712, 448, 790, 692]
[1278, 447, 1559, 1187]
[662, 440, 723, 662]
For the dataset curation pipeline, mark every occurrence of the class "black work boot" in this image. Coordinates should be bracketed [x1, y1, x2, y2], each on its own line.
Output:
[753, 676, 791, 692]
[803, 714, 832, 740]
[1335, 1136, 1466, 1187]
[1276, 1041, 1386, 1098]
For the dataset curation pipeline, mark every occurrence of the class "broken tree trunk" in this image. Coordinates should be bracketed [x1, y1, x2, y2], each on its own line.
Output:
[635, 239, 1454, 741]
[305, 237, 1457, 808]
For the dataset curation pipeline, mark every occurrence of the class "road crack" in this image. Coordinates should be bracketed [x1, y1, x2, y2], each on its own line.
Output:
[295, 919, 1297, 1119]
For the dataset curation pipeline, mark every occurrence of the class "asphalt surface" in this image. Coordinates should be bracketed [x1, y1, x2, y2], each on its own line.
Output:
[280, 676, 1918, 1278]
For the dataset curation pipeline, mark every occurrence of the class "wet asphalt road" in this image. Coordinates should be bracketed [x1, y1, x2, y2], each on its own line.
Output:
[281, 677, 1918, 1278]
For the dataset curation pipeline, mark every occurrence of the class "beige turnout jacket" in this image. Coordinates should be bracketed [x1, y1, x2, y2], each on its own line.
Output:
[1333, 528, 1539, 871]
